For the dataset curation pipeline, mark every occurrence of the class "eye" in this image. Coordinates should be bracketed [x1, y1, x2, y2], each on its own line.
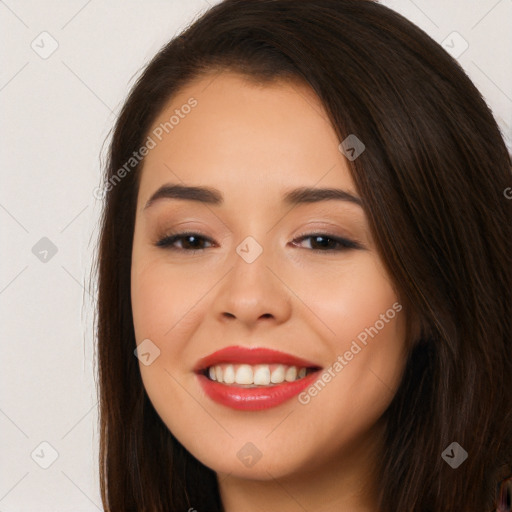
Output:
[291, 233, 361, 252]
[155, 231, 361, 253]
[155, 231, 214, 252]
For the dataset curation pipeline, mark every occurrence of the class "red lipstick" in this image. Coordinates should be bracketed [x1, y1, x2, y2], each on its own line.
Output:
[194, 346, 321, 371]
[194, 346, 322, 411]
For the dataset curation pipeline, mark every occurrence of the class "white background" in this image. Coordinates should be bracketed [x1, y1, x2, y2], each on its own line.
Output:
[1, 0, 511, 510]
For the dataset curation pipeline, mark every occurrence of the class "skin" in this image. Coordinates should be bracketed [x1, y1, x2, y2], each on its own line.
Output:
[131, 70, 408, 512]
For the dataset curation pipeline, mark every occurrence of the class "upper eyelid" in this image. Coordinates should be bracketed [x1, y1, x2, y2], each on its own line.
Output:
[155, 230, 364, 250]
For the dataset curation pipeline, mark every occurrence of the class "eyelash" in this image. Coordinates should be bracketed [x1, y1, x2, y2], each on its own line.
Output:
[155, 231, 361, 253]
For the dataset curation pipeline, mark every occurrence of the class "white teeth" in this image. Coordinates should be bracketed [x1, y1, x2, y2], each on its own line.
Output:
[270, 364, 285, 383]
[205, 363, 313, 386]
[285, 366, 297, 382]
[253, 365, 271, 385]
[235, 364, 253, 385]
[223, 364, 235, 384]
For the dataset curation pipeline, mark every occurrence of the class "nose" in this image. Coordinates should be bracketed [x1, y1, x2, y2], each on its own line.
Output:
[212, 239, 293, 329]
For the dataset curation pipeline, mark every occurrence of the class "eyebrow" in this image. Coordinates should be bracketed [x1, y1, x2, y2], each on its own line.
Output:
[143, 183, 363, 211]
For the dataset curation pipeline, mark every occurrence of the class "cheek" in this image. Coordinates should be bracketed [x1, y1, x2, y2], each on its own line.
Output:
[130, 260, 203, 418]
[295, 255, 407, 420]
[131, 258, 204, 342]
[131, 265, 171, 342]
[294, 299, 406, 470]
[288, 254, 402, 348]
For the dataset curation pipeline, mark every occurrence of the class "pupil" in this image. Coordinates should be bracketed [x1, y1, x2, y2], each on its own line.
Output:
[185, 236, 200, 248]
[313, 236, 330, 249]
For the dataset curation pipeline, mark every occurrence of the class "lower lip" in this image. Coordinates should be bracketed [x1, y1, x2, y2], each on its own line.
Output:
[196, 371, 320, 411]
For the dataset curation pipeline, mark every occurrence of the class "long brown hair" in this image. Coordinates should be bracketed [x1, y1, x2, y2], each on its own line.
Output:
[93, 0, 512, 510]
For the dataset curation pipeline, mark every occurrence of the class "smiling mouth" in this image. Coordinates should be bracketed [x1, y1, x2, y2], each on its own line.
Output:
[199, 363, 321, 387]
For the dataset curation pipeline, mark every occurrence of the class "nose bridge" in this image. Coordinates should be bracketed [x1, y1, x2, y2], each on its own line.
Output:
[212, 229, 292, 326]
[228, 232, 275, 293]
[227, 198, 278, 271]
[235, 234, 267, 266]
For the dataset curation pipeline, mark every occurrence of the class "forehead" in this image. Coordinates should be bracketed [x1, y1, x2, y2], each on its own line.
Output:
[137, 71, 358, 207]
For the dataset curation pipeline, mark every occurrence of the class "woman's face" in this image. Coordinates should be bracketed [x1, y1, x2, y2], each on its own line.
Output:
[131, 71, 408, 481]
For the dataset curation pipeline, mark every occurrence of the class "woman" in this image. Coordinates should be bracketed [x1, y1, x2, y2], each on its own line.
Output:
[93, 0, 512, 510]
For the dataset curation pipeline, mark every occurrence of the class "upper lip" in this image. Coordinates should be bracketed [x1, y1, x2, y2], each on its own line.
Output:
[193, 345, 323, 373]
